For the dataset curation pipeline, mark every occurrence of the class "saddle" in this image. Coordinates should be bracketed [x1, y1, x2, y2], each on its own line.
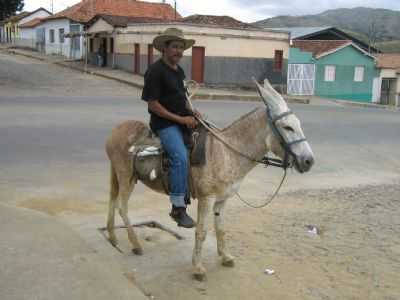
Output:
[129, 124, 208, 200]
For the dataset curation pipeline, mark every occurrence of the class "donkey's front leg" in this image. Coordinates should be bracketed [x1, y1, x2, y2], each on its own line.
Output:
[192, 198, 211, 281]
[214, 199, 235, 267]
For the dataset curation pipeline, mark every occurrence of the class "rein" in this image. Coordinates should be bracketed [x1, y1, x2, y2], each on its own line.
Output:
[185, 81, 295, 208]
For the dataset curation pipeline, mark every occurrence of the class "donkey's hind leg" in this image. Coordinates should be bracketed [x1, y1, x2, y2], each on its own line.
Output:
[118, 176, 143, 255]
[107, 165, 119, 247]
[214, 198, 234, 267]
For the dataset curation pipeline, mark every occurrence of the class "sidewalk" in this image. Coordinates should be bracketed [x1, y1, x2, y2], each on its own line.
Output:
[0, 203, 148, 300]
[2, 46, 309, 104]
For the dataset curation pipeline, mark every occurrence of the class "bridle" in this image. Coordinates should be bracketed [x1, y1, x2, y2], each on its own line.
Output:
[262, 107, 308, 171]
[185, 80, 308, 208]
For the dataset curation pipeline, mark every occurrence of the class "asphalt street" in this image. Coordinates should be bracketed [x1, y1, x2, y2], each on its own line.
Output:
[0, 50, 399, 202]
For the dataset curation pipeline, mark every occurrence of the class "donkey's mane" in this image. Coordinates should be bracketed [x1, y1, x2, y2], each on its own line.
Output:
[222, 106, 263, 132]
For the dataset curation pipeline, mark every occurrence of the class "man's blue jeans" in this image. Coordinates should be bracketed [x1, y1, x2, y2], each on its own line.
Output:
[157, 125, 188, 208]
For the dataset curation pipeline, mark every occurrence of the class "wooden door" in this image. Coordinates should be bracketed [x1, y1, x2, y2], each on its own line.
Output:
[192, 46, 205, 83]
[134, 43, 140, 74]
[148, 44, 153, 67]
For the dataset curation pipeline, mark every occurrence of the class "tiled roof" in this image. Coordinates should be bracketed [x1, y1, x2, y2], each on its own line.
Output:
[19, 18, 44, 28]
[4, 12, 31, 23]
[91, 14, 165, 27]
[4, 8, 52, 24]
[376, 54, 400, 69]
[292, 40, 352, 58]
[45, 0, 180, 24]
[183, 14, 257, 29]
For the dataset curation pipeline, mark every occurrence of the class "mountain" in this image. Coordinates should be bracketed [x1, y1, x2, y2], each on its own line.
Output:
[253, 7, 400, 52]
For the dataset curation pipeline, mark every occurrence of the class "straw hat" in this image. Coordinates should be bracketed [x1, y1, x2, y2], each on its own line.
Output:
[153, 27, 195, 52]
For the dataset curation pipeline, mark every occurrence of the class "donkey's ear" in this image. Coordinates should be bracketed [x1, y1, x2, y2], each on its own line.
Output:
[252, 77, 288, 113]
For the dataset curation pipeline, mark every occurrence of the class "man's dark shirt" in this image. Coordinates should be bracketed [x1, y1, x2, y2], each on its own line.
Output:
[142, 59, 191, 132]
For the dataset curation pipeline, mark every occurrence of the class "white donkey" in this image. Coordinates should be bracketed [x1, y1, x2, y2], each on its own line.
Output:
[105, 79, 314, 280]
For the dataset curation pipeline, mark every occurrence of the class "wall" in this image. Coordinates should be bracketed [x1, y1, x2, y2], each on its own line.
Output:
[289, 47, 314, 64]
[113, 23, 289, 87]
[39, 19, 84, 59]
[315, 45, 376, 102]
[16, 28, 36, 48]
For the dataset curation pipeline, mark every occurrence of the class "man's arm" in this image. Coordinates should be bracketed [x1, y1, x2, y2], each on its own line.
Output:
[148, 100, 198, 129]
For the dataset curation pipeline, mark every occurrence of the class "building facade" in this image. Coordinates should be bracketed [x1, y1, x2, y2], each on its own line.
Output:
[376, 54, 400, 106]
[86, 19, 289, 88]
[288, 40, 377, 102]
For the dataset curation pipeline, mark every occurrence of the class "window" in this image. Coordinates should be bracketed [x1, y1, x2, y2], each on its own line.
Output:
[354, 66, 365, 82]
[89, 38, 94, 52]
[324, 65, 336, 82]
[110, 37, 114, 54]
[274, 50, 284, 72]
[59, 28, 64, 43]
[49, 29, 54, 43]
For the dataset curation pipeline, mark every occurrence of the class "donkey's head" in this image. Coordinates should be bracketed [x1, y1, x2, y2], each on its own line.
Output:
[253, 78, 314, 173]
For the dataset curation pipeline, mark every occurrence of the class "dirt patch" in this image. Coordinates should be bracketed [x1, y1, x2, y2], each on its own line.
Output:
[18, 196, 106, 216]
[126, 183, 400, 300]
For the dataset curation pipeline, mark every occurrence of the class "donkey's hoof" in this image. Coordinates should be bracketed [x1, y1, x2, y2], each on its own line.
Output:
[132, 248, 143, 256]
[193, 266, 207, 281]
[193, 273, 206, 282]
[222, 255, 235, 267]
[109, 239, 118, 247]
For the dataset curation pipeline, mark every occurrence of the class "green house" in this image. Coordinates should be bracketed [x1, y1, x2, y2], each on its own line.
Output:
[288, 40, 378, 102]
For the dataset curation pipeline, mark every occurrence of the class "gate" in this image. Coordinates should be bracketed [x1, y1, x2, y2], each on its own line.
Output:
[287, 64, 315, 96]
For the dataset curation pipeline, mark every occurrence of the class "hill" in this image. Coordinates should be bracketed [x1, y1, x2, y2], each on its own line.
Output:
[253, 7, 400, 52]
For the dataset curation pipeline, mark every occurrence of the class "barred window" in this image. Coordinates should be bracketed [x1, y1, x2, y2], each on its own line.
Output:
[49, 29, 54, 43]
[59, 28, 64, 43]
[354, 66, 365, 82]
[274, 50, 284, 72]
[324, 65, 336, 82]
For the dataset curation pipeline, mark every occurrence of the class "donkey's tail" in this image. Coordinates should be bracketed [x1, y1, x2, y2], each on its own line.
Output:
[109, 164, 119, 206]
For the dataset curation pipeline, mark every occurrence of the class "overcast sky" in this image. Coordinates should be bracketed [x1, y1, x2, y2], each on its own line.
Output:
[24, 0, 400, 23]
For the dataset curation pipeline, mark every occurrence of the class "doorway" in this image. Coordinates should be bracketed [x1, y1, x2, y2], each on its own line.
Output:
[191, 46, 205, 83]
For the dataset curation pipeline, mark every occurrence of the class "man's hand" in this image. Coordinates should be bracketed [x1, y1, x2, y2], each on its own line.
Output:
[193, 109, 202, 119]
[180, 116, 198, 129]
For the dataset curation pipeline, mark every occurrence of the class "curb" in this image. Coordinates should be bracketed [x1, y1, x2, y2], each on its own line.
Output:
[333, 99, 399, 111]
[4, 49, 310, 105]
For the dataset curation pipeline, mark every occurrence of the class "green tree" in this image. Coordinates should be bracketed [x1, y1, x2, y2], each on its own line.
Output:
[0, 0, 25, 21]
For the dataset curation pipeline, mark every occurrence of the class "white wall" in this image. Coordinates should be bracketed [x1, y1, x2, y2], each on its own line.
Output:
[39, 19, 84, 59]
[18, 10, 51, 26]
[119, 23, 289, 59]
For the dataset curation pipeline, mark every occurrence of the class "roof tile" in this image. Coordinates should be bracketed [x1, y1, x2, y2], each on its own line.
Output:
[45, 0, 180, 23]
[183, 14, 256, 29]
[292, 40, 351, 57]
[376, 54, 400, 69]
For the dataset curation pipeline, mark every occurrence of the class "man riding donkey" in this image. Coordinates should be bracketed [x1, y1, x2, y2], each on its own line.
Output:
[142, 28, 202, 228]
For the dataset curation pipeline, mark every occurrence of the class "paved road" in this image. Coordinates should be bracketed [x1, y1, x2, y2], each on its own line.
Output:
[1, 50, 399, 202]
[1, 50, 400, 300]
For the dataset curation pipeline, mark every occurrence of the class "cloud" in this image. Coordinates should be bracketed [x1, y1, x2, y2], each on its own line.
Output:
[23, 0, 400, 23]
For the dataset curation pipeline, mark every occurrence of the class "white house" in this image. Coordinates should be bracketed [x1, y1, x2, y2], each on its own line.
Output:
[36, 18, 84, 58]
[15, 7, 52, 48]
[35, 0, 178, 60]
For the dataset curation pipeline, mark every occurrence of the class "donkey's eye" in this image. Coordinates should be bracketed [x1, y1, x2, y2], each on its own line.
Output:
[283, 126, 295, 132]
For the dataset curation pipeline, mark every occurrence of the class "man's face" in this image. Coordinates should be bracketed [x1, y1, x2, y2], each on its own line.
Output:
[163, 40, 185, 65]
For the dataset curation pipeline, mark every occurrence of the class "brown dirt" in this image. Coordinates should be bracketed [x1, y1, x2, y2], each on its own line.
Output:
[123, 183, 400, 300]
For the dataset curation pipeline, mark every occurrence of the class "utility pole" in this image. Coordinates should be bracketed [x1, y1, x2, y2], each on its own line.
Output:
[51, 0, 54, 14]
[174, 1, 177, 20]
